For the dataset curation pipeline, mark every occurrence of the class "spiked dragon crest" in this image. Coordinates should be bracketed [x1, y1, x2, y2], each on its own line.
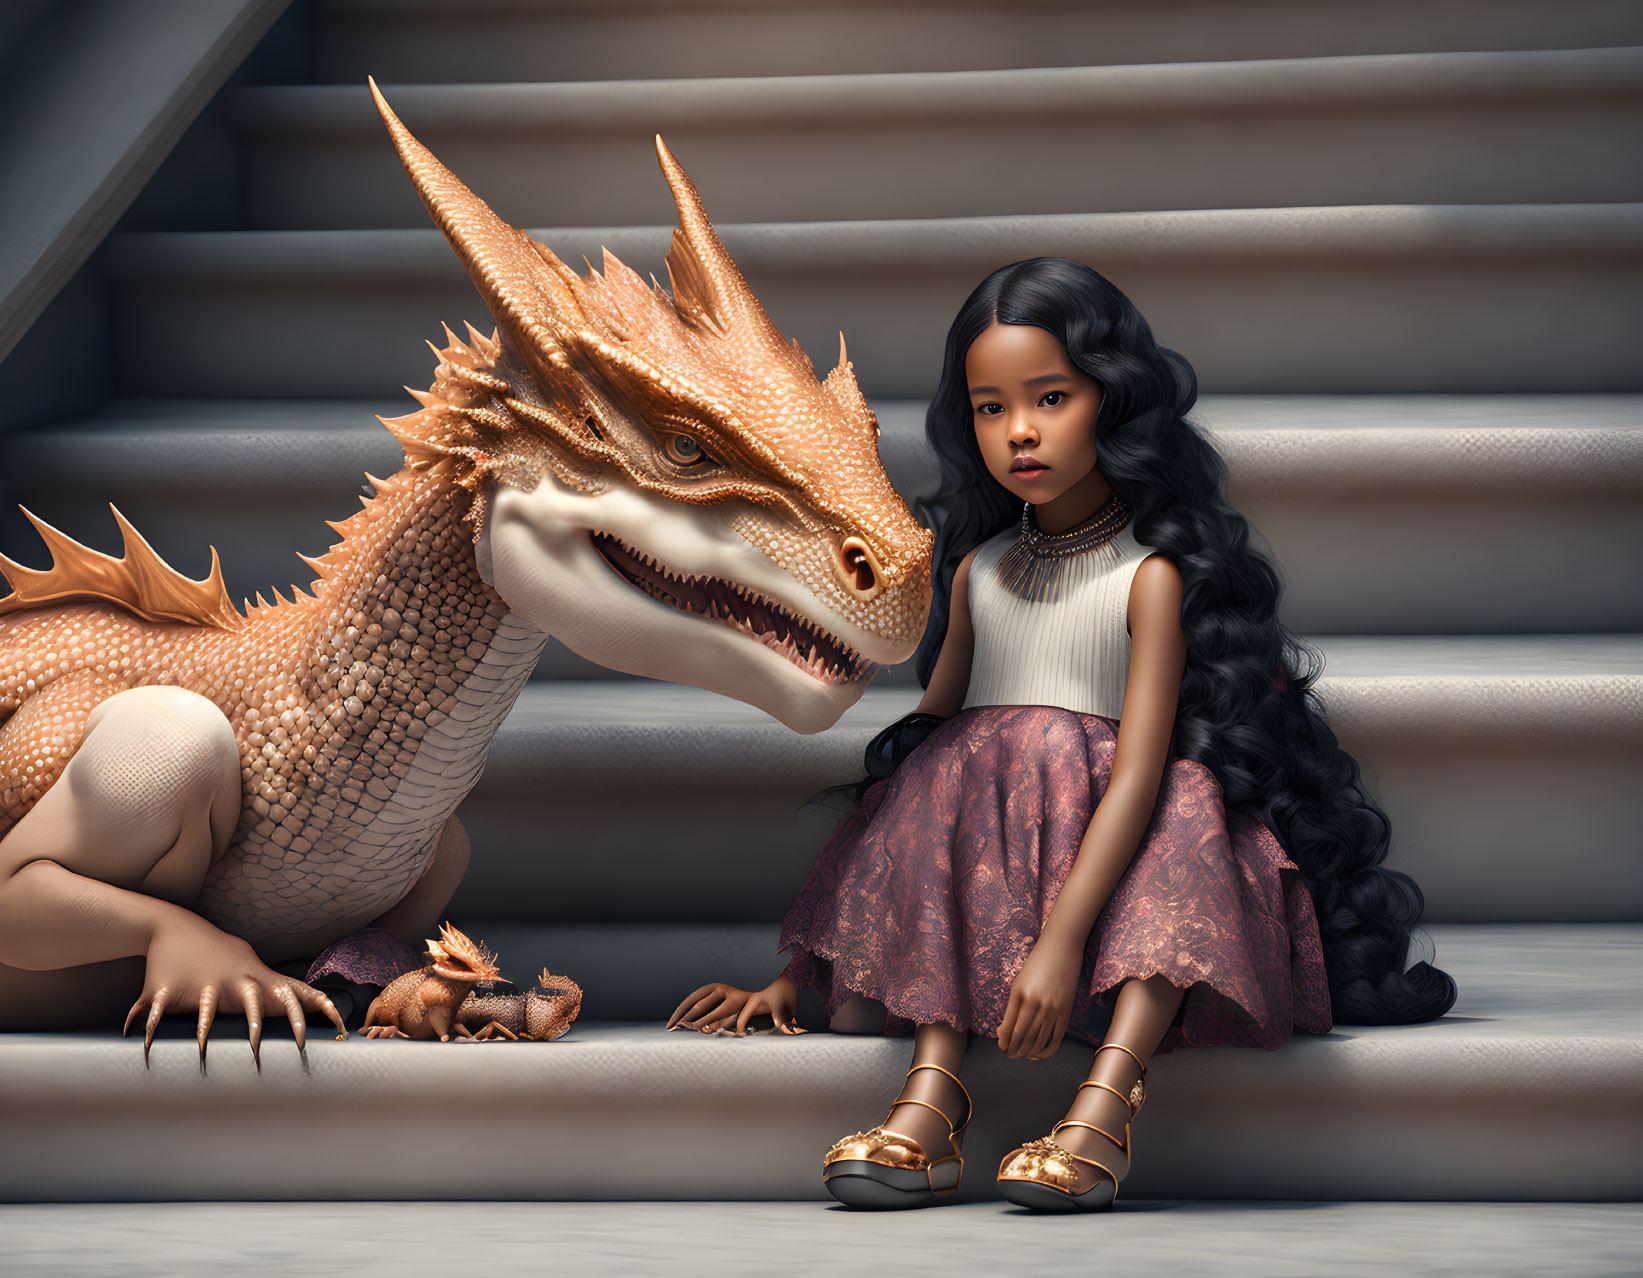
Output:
[367, 79, 931, 730]
[1, 85, 932, 736]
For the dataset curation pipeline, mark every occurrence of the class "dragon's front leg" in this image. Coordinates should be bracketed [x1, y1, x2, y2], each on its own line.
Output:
[0, 685, 344, 1061]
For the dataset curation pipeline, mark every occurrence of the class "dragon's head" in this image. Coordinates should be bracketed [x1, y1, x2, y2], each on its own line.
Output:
[370, 81, 931, 733]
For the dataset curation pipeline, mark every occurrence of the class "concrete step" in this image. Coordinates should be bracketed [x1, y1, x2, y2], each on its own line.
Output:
[238, 49, 1643, 231]
[6, 1203, 1642, 1278]
[233, 51, 1643, 230]
[310, 0, 1643, 82]
[6, 396, 1639, 635]
[96, 205, 1643, 398]
[441, 639, 1643, 926]
[0, 925, 1636, 1201]
[17, 1203, 1643, 1277]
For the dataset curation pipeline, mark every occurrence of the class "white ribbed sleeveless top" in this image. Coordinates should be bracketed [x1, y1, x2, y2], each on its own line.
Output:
[962, 520, 1157, 720]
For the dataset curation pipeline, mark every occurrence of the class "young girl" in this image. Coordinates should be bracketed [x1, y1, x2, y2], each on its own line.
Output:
[668, 257, 1456, 1211]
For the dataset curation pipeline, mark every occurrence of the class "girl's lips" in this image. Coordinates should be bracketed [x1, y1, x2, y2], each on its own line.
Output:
[1010, 456, 1049, 475]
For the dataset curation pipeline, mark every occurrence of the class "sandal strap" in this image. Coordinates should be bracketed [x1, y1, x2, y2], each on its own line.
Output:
[1051, 1116, 1129, 1156]
[1079, 1073, 1146, 1117]
[1095, 1042, 1148, 1078]
[886, 1096, 956, 1135]
[1077, 1078, 1135, 1109]
[905, 1062, 974, 1137]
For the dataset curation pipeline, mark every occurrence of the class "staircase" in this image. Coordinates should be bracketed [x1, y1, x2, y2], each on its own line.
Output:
[1, 0, 1640, 1235]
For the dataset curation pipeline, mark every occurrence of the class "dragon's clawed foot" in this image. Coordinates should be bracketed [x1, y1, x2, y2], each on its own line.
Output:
[123, 921, 347, 1067]
[361, 1024, 411, 1039]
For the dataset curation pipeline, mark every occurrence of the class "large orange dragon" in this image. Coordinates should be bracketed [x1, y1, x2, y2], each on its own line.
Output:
[0, 83, 931, 1058]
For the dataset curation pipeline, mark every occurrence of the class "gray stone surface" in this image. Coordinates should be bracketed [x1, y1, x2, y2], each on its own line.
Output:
[3, 0, 1639, 1232]
[7, 395, 1640, 634]
[312, 0, 1643, 81]
[235, 50, 1643, 228]
[445, 655, 1642, 924]
[1, 925, 1637, 1202]
[4, 1201, 1643, 1277]
[454, 921, 1643, 1029]
[98, 204, 1643, 397]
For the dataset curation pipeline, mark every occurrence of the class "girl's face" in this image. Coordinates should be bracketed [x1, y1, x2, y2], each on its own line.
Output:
[966, 322, 1107, 527]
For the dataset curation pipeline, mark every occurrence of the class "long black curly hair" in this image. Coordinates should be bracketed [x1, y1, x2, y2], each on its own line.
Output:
[917, 257, 1455, 1025]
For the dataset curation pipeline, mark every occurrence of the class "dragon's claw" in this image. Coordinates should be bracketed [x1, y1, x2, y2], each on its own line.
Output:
[240, 980, 264, 1070]
[196, 983, 218, 1069]
[274, 985, 306, 1053]
[142, 988, 170, 1066]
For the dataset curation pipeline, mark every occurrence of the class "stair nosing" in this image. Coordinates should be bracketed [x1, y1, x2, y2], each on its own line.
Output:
[231, 47, 1643, 134]
[98, 204, 1643, 282]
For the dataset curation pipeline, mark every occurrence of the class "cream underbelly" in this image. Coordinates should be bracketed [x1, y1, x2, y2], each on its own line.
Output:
[201, 613, 548, 956]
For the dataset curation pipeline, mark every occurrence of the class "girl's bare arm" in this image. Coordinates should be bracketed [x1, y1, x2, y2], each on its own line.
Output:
[916, 548, 980, 719]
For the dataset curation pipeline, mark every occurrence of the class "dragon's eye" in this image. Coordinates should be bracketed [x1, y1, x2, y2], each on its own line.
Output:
[662, 432, 713, 468]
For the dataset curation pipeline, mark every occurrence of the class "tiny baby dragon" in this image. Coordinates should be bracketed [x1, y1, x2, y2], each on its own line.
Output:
[360, 922, 583, 1042]
[0, 82, 931, 1061]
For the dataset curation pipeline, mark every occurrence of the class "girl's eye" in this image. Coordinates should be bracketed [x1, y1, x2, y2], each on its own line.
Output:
[662, 433, 713, 468]
[1040, 392, 1064, 407]
[975, 403, 1003, 416]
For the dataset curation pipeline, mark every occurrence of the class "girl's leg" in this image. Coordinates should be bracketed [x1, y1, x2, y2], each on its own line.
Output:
[828, 992, 888, 1034]
[1047, 973, 1186, 1193]
[870, 1021, 971, 1157]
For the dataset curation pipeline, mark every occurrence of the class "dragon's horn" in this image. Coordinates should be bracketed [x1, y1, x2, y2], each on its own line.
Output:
[538, 968, 584, 997]
[368, 77, 578, 379]
[654, 134, 782, 347]
[426, 922, 498, 976]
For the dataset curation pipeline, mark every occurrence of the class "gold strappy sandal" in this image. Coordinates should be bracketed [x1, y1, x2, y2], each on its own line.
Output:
[996, 1043, 1147, 1212]
[822, 1062, 972, 1209]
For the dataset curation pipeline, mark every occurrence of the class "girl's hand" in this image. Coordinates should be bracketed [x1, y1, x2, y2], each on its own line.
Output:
[666, 974, 806, 1036]
[997, 936, 1082, 1060]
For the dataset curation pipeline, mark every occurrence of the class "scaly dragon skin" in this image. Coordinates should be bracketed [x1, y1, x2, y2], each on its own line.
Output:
[0, 84, 932, 970]
[0, 459, 526, 958]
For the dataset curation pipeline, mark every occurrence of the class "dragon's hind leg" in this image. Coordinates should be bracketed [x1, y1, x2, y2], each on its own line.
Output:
[459, 1020, 519, 1041]
[0, 686, 344, 1055]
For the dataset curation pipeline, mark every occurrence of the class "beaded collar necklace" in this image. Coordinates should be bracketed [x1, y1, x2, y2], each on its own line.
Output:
[995, 493, 1133, 601]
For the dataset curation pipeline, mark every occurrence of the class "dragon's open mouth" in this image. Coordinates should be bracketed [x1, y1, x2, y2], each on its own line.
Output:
[592, 533, 873, 685]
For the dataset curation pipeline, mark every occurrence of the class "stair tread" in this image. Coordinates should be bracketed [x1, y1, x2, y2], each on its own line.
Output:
[102, 204, 1643, 278]
[443, 921, 1643, 1028]
[307, 0, 1643, 85]
[235, 48, 1643, 128]
[491, 638, 1643, 726]
[1, 926, 1636, 1201]
[93, 207, 1643, 398]
[6, 1200, 1641, 1274]
[25, 392, 1643, 430]
[11, 396, 1641, 498]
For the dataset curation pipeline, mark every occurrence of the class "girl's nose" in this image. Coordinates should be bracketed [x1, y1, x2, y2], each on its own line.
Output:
[1009, 413, 1039, 446]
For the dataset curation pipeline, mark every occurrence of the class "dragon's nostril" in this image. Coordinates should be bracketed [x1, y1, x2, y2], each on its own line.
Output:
[839, 537, 879, 596]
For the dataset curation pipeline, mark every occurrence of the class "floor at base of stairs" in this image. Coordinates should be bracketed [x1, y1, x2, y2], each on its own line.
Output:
[4, 1201, 1639, 1277]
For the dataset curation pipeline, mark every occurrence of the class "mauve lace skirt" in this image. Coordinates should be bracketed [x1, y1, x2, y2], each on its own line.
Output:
[779, 705, 1332, 1053]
